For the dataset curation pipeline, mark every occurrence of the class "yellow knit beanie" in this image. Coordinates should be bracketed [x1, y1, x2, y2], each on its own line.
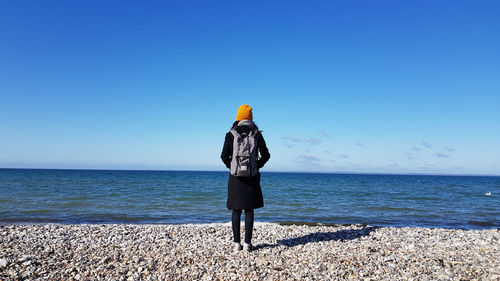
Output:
[236, 104, 253, 121]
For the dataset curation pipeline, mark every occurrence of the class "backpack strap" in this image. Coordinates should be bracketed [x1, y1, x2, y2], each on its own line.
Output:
[230, 129, 240, 139]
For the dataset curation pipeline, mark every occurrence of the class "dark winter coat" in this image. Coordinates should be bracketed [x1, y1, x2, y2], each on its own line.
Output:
[221, 123, 270, 210]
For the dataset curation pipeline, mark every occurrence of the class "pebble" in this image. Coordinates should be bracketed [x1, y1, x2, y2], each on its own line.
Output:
[0, 258, 8, 268]
[0, 223, 498, 280]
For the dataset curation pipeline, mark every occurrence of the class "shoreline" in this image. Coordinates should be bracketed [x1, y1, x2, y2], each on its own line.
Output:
[1, 223, 498, 280]
[1, 220, 497, 231]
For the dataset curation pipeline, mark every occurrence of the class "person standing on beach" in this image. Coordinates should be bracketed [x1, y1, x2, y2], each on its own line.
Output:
[221, 104, 270, 252]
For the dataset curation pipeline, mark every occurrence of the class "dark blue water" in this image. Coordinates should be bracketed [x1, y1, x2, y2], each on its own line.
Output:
[0, 169, 499, 229]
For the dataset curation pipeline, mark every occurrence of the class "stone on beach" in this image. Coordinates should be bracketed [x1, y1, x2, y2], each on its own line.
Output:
[0, 223, 498, 280]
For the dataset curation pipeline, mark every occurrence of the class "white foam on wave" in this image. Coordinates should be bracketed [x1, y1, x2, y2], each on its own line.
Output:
[485, 192, 492, 196]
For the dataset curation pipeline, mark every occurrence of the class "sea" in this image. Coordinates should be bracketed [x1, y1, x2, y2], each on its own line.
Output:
[0, 169, 498, 229]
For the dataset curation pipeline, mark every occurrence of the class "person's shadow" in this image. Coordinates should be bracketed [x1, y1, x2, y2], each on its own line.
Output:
[255, 226, 377, 250]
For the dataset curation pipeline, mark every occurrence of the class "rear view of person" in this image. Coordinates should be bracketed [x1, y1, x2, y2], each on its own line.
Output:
[220, 104, 270, 252]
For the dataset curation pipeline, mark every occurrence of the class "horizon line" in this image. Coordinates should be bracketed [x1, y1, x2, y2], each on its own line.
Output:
[1, 167, 499, 177]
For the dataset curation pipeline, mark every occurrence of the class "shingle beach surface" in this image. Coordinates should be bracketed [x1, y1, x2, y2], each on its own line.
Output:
[0, 223, 498, 280]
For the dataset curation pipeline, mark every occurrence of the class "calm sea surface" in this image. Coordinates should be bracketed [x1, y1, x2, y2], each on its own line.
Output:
[0, 169, 498, 229]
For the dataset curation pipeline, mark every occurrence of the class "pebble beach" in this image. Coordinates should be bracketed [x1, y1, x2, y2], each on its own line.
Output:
[0, 223, 498, 280]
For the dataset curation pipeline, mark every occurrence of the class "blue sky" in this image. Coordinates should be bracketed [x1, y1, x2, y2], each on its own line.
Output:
[1, 1, 499, 175]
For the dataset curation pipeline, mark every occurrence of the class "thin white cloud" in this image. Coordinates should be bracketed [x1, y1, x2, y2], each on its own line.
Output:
[318, 132, 329, 137]
[283, 135, 324, 146]
[283, 142, 294, 148]
[292, 154, 329, 171]
[444, 147, 455, 152]
[405, 152, 418, 160]
[297, 154, 321, 162]
[412, 147, 422, 152]
[356, 142, 363, 146]
[304, 137, 322, 145]
[282, 136, 302, 143]
[421, 141, 432, 149]
[339, 154, 350, 159]
[434, 152, 450, 158]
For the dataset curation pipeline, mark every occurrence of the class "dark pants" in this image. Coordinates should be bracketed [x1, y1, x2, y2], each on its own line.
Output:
[232, 209, 254, 244]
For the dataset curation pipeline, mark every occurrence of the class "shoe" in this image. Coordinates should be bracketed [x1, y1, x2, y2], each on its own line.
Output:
[243, 243, 253, 252]
[233, 242, 242, 252]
